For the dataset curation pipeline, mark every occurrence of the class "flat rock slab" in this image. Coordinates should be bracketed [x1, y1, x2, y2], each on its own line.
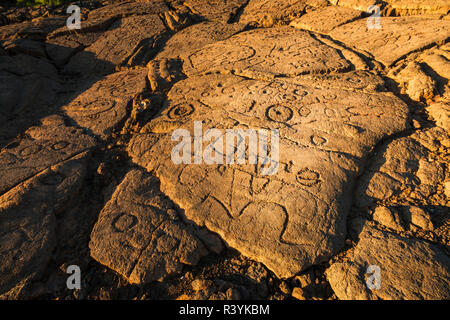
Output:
[64, 14, 168, 75]
[149, 21, 246, 91]
[62, 68, 147, 140]
[128, 71, 409, 278]
[290, 5, 362, 33]
[184, 0, 247, 22]
[329, 16, 450, 66]
[0, 54, 60, 143]
[326, 224, 450, 299]
[0, 17, 66, 41]
[89, 169, 208, 284]
[428, 102, 450, 131]
[155, 21, 247, 60]
[0, 116, 96, 196]
[182, 27, 352, 79]
[0, 151, 90, 296]
[45, 0, 171, 68]
[239, 0, 327, 27]
[87, 0, 169, 23]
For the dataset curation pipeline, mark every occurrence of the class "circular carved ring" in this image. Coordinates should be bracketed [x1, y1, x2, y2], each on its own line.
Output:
[266, 105, 293, 122]
[168, 103, 195, 120]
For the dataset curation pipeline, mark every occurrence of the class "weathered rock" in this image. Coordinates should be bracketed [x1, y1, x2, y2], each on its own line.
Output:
[184, 0, 247, 22]
[45, 33, 96, 68]
[329, 17, 450, 66]
[372, 206, 404, 231]
[0, 116, 96, 196]
[428, 102, 450, 131]
[326, 224, 450, 299]
[128, 70, 409, 278]
[148, 21, 246, 91]
[383, 0, 450, 16]
[421, 52, 450, 80]
[87, 0, 169, 25]
[2, 38, 46, 58]
[330, 0, 378, 12]
[290, 5, 362, 33]
[356, 128, 448, 209]
[62, 68, 147, 140]
[182, 27, 352, 79]
[1, 0, 448, 300]
[155, 21, 246, 60]
[287, 70, 385, 92]
[0, 17, 66, 41]
[402, 206, 434, 231]
[0, 150, 90, 296]
[239, 0, 327, 27]
[389, 61, 436, 102]
[64, 14, 168, 75]
[89, 169, 208, 284]
[45, 1, 167, 68]
[0, 54, 60, 146]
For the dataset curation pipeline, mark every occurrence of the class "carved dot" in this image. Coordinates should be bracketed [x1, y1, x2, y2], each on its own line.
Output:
[51, 141, 69, 150]
[259, 87, 274, 95]
[298, 106, 311, 117]
[322, 93, 337, 101]
[19, 144, 42, 157]
[113, 213, 138, 232]
[168, 103, 194, 119]
[266, 105, 293, 122]
[296, 169, 321, 186]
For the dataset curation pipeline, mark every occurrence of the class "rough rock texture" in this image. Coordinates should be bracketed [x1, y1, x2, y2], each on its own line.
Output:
[182, 27, 352, 79]
[383, 0, 450, 16]
[356, 128, 448, 211]
[184, 0, 248, 22]
[89, 169, 208, 284]
[329, 17, 450, 66]
[0, 54, 61, 148]
[0, 117, 96, 195]
[326, 224, 450, 300]
[64, 14, 169, 74]
[128, 70, 409, 278]
[0, 17, 66, 42]
[239, 0, 327, 27]
[330, 0, 378, 12]
[290, 5, 362, 33]
[62, 68, 148, 139]
[154, 21, 247, 60]
[0, 0, 449, 300]
[0, 117, 93, 297]
[428, 102, 450, 131]
[390, 61, 437, 102]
